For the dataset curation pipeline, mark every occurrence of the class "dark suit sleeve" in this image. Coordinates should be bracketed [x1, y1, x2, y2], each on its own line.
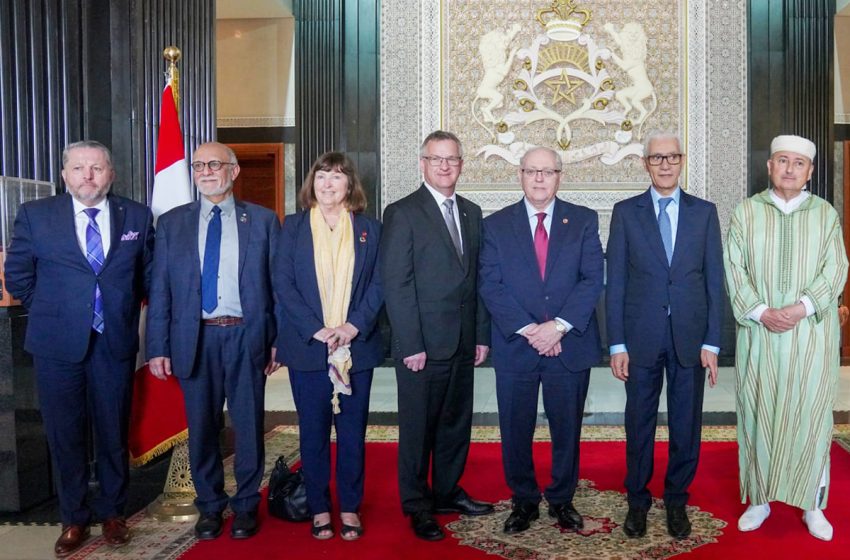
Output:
[274, 215, 325, 345]
[556, 211, 604, 334]
[478, 218, 536, 338]
[380, 203, 425, 357]
[347, 220, 384, 336]
[140, 207, 155, 298]
[702, 204, 724, 348]
[473, 209, 491, 346]
[3, 204, 36, 309]
[146, 218, 172, 359]
[266, 213, 281, 350]
[605, 203, 627, 347]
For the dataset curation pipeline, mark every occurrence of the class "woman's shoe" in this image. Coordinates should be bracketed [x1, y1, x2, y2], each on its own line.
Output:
[311, 514, 334, 540]
[340, 513, 363, 541]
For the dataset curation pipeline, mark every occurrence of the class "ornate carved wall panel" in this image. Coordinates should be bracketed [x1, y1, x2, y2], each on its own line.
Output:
[381, 0, 747, 244]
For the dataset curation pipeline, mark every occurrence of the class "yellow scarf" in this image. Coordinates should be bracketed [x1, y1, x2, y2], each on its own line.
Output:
[310, 206, 355, 413]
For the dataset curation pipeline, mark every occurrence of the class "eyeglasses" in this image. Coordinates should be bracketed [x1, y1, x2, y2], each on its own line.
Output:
[421, 155, 463, 167]
[521, 168, 561, 179]
[190, 160, 236, 172]
[646, 154, 683, 166]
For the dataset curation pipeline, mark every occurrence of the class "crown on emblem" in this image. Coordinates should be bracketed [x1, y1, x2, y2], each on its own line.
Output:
[535, 0, 592, 42]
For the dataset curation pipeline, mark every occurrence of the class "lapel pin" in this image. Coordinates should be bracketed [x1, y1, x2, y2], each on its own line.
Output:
[240, 213, 248, 223]
[359, 231, 368, 243]
[562, 218, 569, 224]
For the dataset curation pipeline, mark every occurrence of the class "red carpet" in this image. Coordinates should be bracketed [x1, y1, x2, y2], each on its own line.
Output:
[179, 439, 850, 559]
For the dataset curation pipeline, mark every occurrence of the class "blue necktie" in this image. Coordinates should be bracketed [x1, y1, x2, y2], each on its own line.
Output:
[83, 208, 105, 333]
[657, 197, 673, 265]
[202, 206, 222, 313]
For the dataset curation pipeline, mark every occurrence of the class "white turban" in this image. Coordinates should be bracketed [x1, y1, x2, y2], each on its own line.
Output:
[770, 135, 816, 161]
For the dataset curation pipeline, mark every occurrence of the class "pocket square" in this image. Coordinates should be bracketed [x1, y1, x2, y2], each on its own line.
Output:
[121, 231, 140, 241]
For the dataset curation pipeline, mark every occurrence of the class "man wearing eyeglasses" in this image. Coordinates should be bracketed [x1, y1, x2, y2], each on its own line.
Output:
[381, 130, 493, 541]
[146, 141, 280, 541]
[478, 146, 604, 534]
[606, 132, 724, 539]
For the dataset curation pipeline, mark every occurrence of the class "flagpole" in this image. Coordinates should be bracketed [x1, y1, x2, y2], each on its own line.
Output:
[145, 45, 199, 523]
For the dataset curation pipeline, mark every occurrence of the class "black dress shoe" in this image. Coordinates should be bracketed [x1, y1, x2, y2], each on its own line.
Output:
[548, 502, 584, 530]
[435, 493, 495, 516]
[195, 512, 224, 540]
[623, 507, 647, 538]
[410, 511, 444, 541]
[231, 509, 259, 539]
[666, 505, 691, 539]
[503, 502, 539, 534]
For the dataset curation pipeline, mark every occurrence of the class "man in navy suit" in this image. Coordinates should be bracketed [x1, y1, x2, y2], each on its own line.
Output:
[146, 142, 279, 541]
[5, 140, 154, 556]
[606, 132, 723, 539]
[479, 147, 604, 534]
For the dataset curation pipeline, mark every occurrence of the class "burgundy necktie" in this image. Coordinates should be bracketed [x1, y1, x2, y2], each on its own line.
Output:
[534, 212, 548, 280]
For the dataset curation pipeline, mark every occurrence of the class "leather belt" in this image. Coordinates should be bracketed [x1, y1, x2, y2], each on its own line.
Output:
[202, 316, 244, 327]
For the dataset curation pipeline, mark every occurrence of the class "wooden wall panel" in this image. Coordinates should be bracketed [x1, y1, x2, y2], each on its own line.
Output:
[749, 0, 834, 200]
[0, 0, 215, 204]
[295, 0, 380, 218]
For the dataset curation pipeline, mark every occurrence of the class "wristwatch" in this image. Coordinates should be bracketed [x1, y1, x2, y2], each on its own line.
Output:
[554, 321, 566, 334]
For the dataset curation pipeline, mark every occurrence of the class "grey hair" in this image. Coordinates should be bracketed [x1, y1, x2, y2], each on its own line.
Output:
[520, 146, 563, 170]
[194, 141, 238, 164]
[62, 140, 113, 167]
[420, 130, 464, 159]
[642, 132, 683, 157]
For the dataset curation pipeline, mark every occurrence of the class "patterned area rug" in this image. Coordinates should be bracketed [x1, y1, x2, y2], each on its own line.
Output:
[65, 424, 849, 560]
[447, 485, 724, 560]
[67, 427, 301, 560]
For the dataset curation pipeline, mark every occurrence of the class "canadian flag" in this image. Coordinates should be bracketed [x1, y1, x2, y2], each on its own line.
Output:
[128, 83, 192, 466]
[151, 84, 192, 220]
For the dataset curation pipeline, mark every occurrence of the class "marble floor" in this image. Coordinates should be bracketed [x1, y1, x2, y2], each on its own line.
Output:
[2, 365, 849, 559]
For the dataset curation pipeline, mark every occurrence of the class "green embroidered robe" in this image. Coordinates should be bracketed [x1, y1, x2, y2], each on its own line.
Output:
[724, 190, 848, 509]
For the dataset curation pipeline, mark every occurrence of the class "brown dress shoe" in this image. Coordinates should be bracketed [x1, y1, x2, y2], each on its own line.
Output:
[102, 517, 131, 547]
[54, 524, 90, 557]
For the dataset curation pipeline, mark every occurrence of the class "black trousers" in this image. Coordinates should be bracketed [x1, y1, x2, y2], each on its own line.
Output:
[395, 345, 474, 514]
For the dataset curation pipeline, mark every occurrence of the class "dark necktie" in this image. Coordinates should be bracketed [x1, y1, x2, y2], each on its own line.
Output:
[202, 206, 222, 313]
[83, 208, 105, 333]
[657, 197, 673, 265]
[534, 212, 548, 280]
[443, 199, 463, 259]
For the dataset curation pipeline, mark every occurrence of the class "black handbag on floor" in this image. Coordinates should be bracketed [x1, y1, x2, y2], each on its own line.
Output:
[267, 456, 310, 522]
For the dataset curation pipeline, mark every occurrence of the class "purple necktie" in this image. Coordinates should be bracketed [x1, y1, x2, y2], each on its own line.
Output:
[534, 212, 548, 280]
[83, 208, 105, 333]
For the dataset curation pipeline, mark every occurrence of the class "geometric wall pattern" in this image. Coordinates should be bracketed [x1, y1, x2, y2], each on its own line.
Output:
[381, 0, 747, 245]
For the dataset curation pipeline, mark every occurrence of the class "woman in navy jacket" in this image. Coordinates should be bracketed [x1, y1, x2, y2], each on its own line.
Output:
[275, 152, 383, 540]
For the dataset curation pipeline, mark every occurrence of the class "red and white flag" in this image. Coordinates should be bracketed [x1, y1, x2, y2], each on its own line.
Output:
[150, 84, 192, 220]
[128, 83, 191, 466]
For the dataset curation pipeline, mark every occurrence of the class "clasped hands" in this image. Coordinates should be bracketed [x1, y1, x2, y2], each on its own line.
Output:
[760, 302, 806, 333]
[313, 323, 360, 352]
[522, 320, 564, 357]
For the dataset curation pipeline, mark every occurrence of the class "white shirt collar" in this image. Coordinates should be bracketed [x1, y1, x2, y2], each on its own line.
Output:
[423, 181, 457, 206]
[72, 196, 108, 216]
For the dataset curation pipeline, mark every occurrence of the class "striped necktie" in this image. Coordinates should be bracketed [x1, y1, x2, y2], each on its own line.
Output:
[83, 208, 105, 333]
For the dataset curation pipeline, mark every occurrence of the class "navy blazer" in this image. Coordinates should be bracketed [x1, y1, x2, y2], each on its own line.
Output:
[146, 198, 279, 378]
[274, 210, 384, 372]
[479, 198, 604, 372]
[5, 193, 154, 362]
[605, 188, 724, 368]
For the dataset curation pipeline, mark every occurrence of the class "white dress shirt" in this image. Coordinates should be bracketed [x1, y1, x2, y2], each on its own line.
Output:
[423, 182, 464, 254]
[72, 197, 111, 258]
